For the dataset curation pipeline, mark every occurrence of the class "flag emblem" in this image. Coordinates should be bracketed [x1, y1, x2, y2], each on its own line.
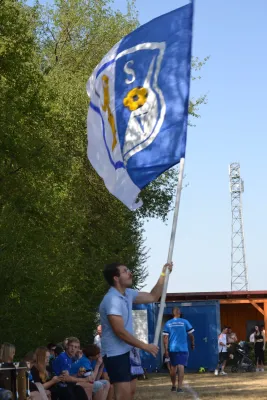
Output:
[87, 3, 193, 210]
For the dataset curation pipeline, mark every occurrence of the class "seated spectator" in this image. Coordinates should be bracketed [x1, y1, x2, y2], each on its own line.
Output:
[30, 347, 62, 399]
[47, 344, 57, 360]
[49, 345, 63, 377]
[70, 345, 110, 400]
[93, 326, 112, 399]
[54, 346, 64, 359]
[52, 337, 92, 400]
[0, 343, 15, 365]
[53, 338, 79, 376]
[55, 339, 68, 353]
[0, 344, 16, 400]
[63, 339, 69, 351]
[21, 351, 35, 369]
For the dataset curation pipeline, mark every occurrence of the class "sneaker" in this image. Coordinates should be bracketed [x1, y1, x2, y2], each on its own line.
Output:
[214, 369, 219, 376]
[256, 368, 260, 372]
[177, 388, 184, 393]
[260, 368, 265, 372]
[220, 371, 227, 376]
[171, 387, 176, 392]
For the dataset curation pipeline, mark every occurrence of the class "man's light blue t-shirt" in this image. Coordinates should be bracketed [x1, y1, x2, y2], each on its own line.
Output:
[163, 317, 194, 353]
[70, 355, 92, 375]
[99, 287, 138, 357]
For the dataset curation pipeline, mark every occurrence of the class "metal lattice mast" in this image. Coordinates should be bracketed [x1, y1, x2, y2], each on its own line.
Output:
[229, 163, 248, 291]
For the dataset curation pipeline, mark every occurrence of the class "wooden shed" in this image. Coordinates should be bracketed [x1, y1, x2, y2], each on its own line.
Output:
[166, 291, 267, 341]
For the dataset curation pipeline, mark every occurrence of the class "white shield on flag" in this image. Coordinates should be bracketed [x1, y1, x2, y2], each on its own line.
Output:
[115, 42, 166, 164]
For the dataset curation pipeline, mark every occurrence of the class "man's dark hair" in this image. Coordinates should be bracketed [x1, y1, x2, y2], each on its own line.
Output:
[83, 344, 100, 358]
[54, 345, 64, 358]
[22, 351, 35, 363]
[47, 343, 56, 351]
[103, 262, 123, 286]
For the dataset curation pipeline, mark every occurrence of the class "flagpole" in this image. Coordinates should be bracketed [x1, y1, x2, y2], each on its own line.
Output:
[153, 157, 185, 346]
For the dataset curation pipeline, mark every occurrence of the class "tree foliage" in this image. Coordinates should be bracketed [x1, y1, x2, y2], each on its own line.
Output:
[0, 0, 206, 356]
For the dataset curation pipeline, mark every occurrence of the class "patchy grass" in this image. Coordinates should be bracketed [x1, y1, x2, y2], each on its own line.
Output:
[135, 372, 267, 399]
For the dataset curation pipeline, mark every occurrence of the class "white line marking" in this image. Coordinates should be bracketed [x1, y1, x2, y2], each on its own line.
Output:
[184, 381, 201, 399]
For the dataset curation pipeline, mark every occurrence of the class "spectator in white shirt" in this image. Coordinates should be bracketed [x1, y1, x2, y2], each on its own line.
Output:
[249, 330, 255, 343]
[214, 327, 229, 376]
[94, 325, 102, 350]
[94, 325, 114, 399]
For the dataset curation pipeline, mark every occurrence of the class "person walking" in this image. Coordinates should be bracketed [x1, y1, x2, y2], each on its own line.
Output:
[99, 262, 173, 400]
[162, 307, 195, 393]
[214, 327, 229, 376]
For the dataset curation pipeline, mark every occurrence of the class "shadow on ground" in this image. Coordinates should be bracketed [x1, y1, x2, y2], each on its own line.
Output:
[135, 373, 267, 399]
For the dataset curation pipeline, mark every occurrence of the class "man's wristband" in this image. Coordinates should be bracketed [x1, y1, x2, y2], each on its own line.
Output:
[161, 272, 166, 277]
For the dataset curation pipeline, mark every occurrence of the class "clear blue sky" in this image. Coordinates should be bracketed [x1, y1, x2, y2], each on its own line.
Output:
[113, 0, 267, 293]
[31, 0, 267, 293]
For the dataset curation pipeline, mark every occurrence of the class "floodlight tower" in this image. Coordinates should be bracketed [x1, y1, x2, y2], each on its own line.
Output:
[229, 163, 248, 291]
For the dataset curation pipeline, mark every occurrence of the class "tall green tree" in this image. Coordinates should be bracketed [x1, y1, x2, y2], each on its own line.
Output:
[0, 0, 206, 356]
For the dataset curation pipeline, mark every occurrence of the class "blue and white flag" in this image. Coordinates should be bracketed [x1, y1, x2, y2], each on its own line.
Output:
[87, 2, 193, 210]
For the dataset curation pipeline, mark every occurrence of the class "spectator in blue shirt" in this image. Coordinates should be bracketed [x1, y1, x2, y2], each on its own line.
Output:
[71, 344, 110, 400]
[163, 307, 195, 393]
[52, 337, 92, 400]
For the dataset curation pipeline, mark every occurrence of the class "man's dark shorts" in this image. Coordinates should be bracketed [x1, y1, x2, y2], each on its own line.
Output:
[219, 351, 228, 363]
[169, 351, 189, 367]
[103, 352, 136, 384]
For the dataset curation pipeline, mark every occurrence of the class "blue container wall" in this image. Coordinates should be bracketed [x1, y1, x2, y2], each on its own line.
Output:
[133, 300, 220, 372]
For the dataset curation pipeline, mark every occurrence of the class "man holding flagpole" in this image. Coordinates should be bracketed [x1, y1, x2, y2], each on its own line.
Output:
[99, 262, 173, 400]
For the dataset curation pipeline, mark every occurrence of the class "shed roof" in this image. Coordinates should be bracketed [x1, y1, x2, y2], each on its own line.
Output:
[165, 291, 267, 302]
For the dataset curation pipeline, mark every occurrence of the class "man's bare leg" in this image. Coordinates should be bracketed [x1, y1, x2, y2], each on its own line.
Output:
[94, 386, 105, 400]
[113, 382, 132, 400]
[170, 365, 177, 388]
[106, 384, 114, 400]
[102, 381, 111, 400]
[101, 372, 113, 400]
[130, 379, 137, 399]
[221, 360, 227, 372]
[177, 365, 184, 390]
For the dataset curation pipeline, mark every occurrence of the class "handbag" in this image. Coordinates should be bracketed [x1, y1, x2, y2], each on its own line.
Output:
[129, 348, 144, 376]
[31, 383, 51, 400]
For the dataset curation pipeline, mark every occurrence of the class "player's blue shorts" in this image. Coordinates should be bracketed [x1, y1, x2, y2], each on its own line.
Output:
[169, 351, 189, 367]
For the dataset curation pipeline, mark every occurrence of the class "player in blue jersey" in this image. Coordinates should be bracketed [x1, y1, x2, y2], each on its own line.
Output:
[163, 307, 195, 393]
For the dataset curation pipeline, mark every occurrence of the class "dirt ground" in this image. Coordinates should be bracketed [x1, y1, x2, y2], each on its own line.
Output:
[135, 372, 267, 399]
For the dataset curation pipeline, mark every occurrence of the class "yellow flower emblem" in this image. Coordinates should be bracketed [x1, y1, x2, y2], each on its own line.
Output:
[123, 87, 148, 111]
